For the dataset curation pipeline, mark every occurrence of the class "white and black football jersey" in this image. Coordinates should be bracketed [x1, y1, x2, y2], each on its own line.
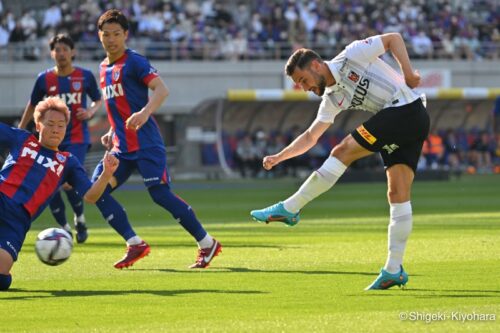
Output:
[316, 35, 421, 124]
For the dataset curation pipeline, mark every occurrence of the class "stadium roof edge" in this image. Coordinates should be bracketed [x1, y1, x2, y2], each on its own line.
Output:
[227, 89, 500, 101]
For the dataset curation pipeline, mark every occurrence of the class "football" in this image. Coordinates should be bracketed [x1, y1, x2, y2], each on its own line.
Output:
[35, 228, 73, 266]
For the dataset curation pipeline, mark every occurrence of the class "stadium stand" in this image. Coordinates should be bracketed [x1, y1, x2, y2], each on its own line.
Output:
[0, 0, 498, 61]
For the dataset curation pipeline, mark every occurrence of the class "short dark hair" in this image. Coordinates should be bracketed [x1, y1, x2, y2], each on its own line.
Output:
[285, 48, 323, 76]
[49, 34, 74, 50]
[98, 9, 129, 31]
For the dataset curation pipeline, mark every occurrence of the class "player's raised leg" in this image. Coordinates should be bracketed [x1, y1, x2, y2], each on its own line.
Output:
[251, 135, 371, 225]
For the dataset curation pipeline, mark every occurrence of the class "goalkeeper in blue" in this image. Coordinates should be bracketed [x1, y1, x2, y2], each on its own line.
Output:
[251, 33, 430, 290]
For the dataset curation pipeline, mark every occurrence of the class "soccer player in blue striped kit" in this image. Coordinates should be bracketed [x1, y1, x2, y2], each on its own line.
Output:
[93, 9, 221, 269]
[0, 97, 119, 290]
[19, 34, 102, 243]
[251, 33, 430, 290]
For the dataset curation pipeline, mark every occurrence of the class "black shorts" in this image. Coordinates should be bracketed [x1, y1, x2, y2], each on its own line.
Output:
[351, 98, 430, 172]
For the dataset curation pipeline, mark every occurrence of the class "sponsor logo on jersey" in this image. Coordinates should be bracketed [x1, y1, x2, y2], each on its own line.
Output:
[356, 125, 377, 145]
[102, 83, 124, 100]
[348, 77, 370, 108]
[363, 38, 373, 45]
[348, 71, 360, 83]
[21, 146, 65, 176]
[382, 144, 399, 154]
[45, 92, 82, 105]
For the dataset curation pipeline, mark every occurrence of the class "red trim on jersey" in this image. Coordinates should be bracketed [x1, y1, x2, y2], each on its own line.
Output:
[0, 136, 39, 199]
[100, 65, 119, 148]
[23, 151, 70, 217]
[69, 68, 84, 144]
[143, 72, 159, 86]
[44, 69, 59, 97]
[113, 56, 139, 152]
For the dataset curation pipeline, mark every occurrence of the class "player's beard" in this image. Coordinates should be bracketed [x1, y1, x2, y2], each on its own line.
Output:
[316, 75, 326, 96]
[310, 70, 326, 96]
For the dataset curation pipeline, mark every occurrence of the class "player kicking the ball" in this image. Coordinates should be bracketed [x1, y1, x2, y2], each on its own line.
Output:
[250, 33, 429, 290]
[93, 9, 221, 269]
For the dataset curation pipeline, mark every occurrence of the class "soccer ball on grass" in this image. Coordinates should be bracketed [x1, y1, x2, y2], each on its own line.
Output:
[35, 228, 73, 266]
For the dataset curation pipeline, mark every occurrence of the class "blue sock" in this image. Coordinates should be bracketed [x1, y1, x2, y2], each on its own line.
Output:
[49, 191, 67, 227]
[65, 188, 84, 218]
[0, 273, 12, 291]
[148, 184, 207, 241]
[95, 186, 137, 241]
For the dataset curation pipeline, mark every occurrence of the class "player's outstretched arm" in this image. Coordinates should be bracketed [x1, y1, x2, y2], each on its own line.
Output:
[380, 33, 421, 88]
[263, 120, 330, 170]
[125, 77, 169, 131]
[83, 152, 119, 203]
[18, 102, 35, 129]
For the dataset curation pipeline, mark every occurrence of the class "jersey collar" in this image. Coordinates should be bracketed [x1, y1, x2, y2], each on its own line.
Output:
[324, 59, 341, 95]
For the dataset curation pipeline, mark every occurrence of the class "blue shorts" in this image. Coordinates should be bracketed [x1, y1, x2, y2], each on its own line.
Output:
[0, 193, 31, 261]
[59, 143, 90, 165]
[91, 146, 171, 188]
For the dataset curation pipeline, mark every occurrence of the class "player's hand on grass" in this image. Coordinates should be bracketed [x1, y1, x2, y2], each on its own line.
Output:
[125, 110, 149, 131]
[263, 155, 281, 170]
[405, 69, 421, 88]
[101, 132, 113, 150]
[102, 152, 119, 176]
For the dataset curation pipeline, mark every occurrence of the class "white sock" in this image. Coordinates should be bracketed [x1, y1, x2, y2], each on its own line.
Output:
[197, 234, 214, 249]
[283, 156, 347, 213]
[74, 214, 86, 224]
[62, 223, 71, 233]
[384, 201, 413, 274]
[126, 236, 143, 246]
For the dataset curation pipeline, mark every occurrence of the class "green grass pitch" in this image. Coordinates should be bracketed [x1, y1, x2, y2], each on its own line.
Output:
[0, 174, 498, 332]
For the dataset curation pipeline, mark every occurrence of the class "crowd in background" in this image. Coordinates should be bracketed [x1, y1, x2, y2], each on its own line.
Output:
[200, 126, 500, 178]
[0, 0, 499, 61]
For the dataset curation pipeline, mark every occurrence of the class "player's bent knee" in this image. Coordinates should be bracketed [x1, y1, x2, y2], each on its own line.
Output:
[0, 273, 12, 291]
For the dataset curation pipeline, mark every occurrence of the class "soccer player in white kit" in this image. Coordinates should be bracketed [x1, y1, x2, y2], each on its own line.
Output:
[251, 33, 430, 290]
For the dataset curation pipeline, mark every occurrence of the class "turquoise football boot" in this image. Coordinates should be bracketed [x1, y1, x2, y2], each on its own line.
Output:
[365, 265, 408, 290]
[250, 202, 300, 227]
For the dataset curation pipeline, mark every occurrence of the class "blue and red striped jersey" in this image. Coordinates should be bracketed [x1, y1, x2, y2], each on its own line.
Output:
[30, 66, 101, 146]
[0, 123, 92, 220]
[99, 49, 164, 153]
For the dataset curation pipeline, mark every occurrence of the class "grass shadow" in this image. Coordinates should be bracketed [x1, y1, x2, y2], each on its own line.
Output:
[133, 266, 378, 276]
[0, 288, 267, 300]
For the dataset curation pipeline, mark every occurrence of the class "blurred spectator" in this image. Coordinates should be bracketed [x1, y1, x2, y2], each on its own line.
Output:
[411, 31, 433, 59]
[469, 131, 495, 173]
[234, 134, 259, 178]
[422, 130, 445, 169]
[42, 2, 62, 30]
[442, 128, 462, 176]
